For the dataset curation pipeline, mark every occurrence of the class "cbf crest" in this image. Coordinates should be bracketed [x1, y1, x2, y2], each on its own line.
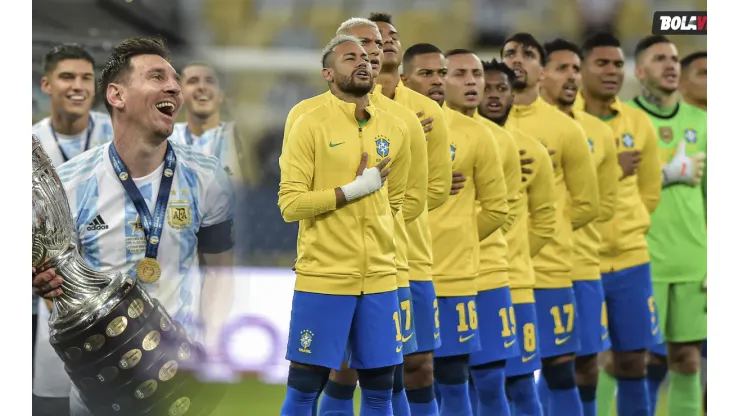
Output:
[621, 133, 635, 149]
[167, 198, 193, 230]
[299, 330, 314, 353]
[375, 136, 390, 161]
[684, 128, 698, 144]
[587, 138, 595, 153]
[450, 143, 457, 161]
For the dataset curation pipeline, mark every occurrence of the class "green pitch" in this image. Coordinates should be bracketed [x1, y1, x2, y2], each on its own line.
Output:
[206, 377, 671, 415]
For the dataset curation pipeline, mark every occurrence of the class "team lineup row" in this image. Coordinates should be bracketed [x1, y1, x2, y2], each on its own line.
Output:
[277, 13, 706, 416]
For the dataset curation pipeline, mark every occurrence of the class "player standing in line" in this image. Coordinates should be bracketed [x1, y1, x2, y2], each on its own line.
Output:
[168, 62, 246, 181]
[403, 43, 510, 416]
[627, 35, 707, 416]
[678, 52, 707, 112]
[32, 43, 114, 416]
[572, 33, 662, 416]
[278, 35, 412, 416]
[32, 36, 236, 416]
[368, 12, 453, 415]
[501, 32, 599, 416]
[283, 18, 426, 416]
[440, 49, 521, 415]
[479, 59, 559, 416]
[540, 39, 620, 416]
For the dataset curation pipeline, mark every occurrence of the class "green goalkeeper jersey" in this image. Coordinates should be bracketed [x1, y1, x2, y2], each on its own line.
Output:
[627, 97, 707, 283]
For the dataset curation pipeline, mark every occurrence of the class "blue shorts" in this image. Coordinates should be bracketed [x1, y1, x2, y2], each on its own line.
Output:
[505, 302, 541, 376]
[534, 287, 581, 358]
[285, 290, 404, 370]
[435, 296, 481, 358]
[409, 281, 441, 353]
[469, 287, 520, 366]
[397, 287, 419, 355]
[602, 263, 661, 351]
[650, 338, 708, 357]
[573, 280, 611, 356]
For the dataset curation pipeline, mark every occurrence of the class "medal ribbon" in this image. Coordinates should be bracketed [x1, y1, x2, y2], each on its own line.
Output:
[51, 117, 95, 163]
[109, 141, 176, 261]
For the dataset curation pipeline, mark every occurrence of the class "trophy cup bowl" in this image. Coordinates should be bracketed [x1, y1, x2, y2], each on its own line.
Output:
[32, 135, 225, 416]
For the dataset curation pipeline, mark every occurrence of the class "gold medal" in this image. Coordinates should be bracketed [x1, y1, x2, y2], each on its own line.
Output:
[137, 257, 161, 283]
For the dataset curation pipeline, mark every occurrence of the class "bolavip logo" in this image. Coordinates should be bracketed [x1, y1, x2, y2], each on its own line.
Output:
[652, 11, 707, 35]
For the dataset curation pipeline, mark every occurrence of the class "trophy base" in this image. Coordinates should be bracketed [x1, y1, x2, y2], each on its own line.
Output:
[51, 278, 226, 416]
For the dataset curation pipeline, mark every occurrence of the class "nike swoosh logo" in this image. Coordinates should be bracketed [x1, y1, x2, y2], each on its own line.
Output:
[459, 334, 475, 343]
[396, 345, 403, 353]
[601, 332, 609, 341]
[434, 333, 440, 339]
[504, 339, 516, 348]
[652, 326, 659, 336]
[329, 142, 345, 147]
[402, 334, 413, 343]
[555, 336, 570, 345]
[522, 354, 536, 363]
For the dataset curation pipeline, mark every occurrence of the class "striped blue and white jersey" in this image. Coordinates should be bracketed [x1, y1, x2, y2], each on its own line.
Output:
[169, 121, 244, 180]
[32, 111, 114, 167]
[56, 140, 235, 340]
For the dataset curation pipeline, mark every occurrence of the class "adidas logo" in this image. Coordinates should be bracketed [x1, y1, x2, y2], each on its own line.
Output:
[86, 215, 109, 231]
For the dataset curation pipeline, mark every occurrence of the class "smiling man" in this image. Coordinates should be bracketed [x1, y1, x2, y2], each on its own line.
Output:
[31, 43, 114, 416]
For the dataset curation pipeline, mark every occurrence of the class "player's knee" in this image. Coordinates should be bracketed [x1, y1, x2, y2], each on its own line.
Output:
[329, 365, 359, 385]
[611, 350, 647, 378]
[403, 351, 434, 388]
[668, 342, 702, 374]
[287, 363, 330, 393]
[648, 352, 668, 367]
[433, 354, 469, 385]
[357, 366, 395, 391]
[541, 360, 577, 391]
[575, 354, 599, 386]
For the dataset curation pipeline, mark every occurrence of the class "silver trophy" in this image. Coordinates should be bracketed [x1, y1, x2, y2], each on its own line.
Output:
[32, 135, 223, 416]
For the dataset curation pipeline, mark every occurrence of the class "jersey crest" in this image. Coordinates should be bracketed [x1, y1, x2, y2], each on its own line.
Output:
[167, 199, 193, 230]
[450, 143, 457, 161]
[659, 127, 674, 144]
[375, 136, 390, 158]
[684, 128, 698, 144]
[621, 133, 635, 148]
[587, 138, 595, 153]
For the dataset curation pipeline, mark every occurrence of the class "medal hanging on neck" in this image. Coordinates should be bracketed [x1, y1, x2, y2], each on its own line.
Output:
[50, 117, 95, 163]
[109, 142, 177, 283]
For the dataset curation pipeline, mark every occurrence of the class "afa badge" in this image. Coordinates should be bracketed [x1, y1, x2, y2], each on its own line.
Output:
[375, 136, 390, 158]
[450, 144, 457, 161]
[587, 138, 595, 153]
[685, 128, 698, 144]
[621, 133, 635, 149]
[167, 199, 193, 230]
[299, 330, 314, 353]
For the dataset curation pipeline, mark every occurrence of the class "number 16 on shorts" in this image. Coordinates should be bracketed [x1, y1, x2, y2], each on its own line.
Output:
[434, 296, 481, 357]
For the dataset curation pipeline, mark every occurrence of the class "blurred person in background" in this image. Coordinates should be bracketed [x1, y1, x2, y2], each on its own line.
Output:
[627, 35, 707, 416]
[32, 36, 236, 416]
[573, 32, 662, 416]
[540, 38, 619, 416]
[369, 12, 453, 416]
[277, 34, 411, 416]
[479, 59, 559, 416]
[578, 0, 623, 41]
[169, 62, 246, 182]
[32, 43, 114, 416]
[679, 52, 707, 111]
[502, 32, 599, 416]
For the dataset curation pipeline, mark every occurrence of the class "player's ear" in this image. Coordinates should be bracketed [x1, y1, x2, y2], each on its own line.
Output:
[321, 68, 333, 83]
[106, 83, 125, 111]
[634, 65, 644, 81]
[400, 73, 408, 84]
[40, 76, 51, 95]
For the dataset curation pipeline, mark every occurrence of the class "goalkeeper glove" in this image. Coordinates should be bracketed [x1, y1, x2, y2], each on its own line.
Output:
[662, 140, 706, 186]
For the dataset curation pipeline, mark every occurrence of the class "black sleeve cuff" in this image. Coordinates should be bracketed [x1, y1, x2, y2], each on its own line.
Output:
[197, 219, 234, 254]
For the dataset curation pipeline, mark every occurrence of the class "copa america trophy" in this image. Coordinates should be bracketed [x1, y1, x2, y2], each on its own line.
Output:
[32, 135, 224, 416]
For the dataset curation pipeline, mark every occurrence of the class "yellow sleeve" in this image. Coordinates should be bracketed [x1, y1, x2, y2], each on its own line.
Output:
[387, 123, 412, 217]
[498, 130, 522, 234]
[278, 116, 337, 222]
[636, 115, 662, 213]
[474, 128, 509, 241]
[282, 104, 302, 150]
[401, 115, 428, 223]
[562, 121, 599, 230]
[425, 109, 452, 211]
[597, 125, 619, 222]
[527, 145, 557, 256]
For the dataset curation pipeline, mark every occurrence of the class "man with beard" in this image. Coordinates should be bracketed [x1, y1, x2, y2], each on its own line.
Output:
[402, 42, 510, 416]
[502, 32, 598, 416]
[571, 33, 662, 416]
[479, 59, 559, 416]
[367, 12, 453, 416]
[540, 39, 620, 416]
[443, 49, 523, 416]
[169, 62, 245, 181]
[283, 18, 426, 416]
[278, 35, 413, 416]
[626, 35, 707, 416]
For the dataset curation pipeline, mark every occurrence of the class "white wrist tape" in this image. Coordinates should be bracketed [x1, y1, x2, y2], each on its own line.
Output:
[340, 167, 383, 202]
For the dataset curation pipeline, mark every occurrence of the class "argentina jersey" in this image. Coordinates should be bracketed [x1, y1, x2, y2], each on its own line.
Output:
[56, 140, 235, 342]
[32, 111, 113, 167]
[169, 121, 244, 180]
